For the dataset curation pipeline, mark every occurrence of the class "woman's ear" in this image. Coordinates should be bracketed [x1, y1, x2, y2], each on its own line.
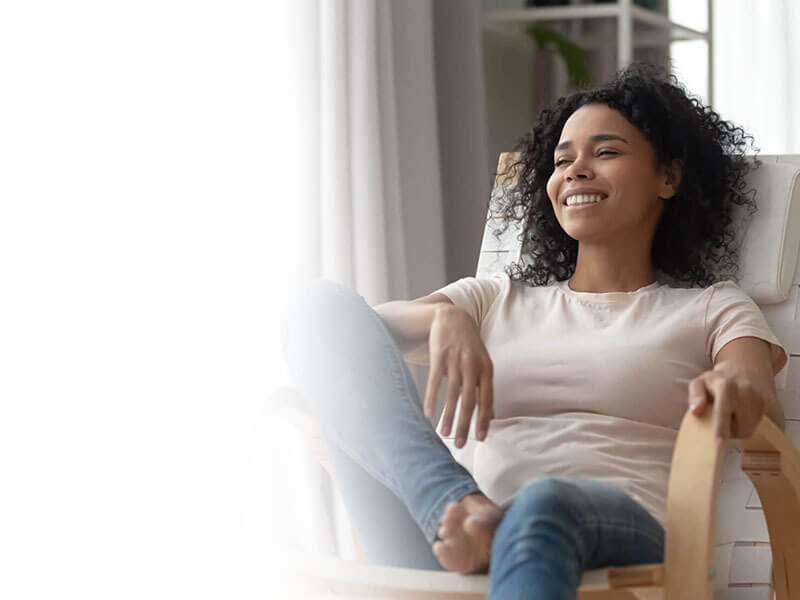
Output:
[658, 159, 683, 200]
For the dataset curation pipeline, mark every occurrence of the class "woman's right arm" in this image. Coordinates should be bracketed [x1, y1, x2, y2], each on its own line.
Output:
[374, 293, 495, 446]
[372, 293, 455, 358]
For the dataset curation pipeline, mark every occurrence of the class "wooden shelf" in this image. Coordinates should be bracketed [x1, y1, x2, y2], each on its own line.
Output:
[480, 0, 714, 103]
[482, 4, 709, 44]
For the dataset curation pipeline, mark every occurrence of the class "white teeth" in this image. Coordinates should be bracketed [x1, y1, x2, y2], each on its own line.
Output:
[566, 193, 604, 206]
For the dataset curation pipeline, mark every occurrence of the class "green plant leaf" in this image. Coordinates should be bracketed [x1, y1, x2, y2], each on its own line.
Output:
[525, 24, 591, 89]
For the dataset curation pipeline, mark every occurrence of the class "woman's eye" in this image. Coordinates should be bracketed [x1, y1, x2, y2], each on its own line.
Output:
[555, 150, 618, 167]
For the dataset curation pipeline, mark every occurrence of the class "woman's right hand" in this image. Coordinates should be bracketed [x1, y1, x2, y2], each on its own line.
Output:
[423, 304, 494, 448]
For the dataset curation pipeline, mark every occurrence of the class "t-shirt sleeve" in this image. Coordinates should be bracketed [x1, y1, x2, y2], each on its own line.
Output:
[705, 280, 788, 376]
[430, 272, 509, 329]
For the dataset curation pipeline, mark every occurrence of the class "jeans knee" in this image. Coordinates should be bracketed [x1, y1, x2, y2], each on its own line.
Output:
[514, 477, 580, 517]
[279, 279, 364, 356]
[492, 477, 580, 555]
[494, 478, 581, 549]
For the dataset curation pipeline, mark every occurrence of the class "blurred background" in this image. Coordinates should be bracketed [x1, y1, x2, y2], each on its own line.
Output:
[1, 1, 797, 598]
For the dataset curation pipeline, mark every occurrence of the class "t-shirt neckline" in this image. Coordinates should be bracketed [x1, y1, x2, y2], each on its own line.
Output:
[555, 278, 662, 304]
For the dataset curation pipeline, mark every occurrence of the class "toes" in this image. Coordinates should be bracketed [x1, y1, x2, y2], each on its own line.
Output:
[463, 513, 499, 535]
[443, 502, 467, 522]
[433, 539, 467, 573]
[462, 515, 482, 536]
[438, 502, 466, 536]
[466, 505, 504, 532]
[433, 539, 456, 565]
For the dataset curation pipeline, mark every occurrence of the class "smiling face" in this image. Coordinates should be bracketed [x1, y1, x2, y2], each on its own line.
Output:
[546, 103, 677, 246]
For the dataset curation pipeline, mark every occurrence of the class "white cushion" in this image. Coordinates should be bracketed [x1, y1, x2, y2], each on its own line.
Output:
[737, 156, 800, 304]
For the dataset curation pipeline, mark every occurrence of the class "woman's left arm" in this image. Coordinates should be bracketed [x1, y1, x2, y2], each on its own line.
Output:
[689, 336, 786, 449]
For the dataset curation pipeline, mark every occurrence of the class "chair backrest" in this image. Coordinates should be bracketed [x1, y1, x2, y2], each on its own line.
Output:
[478, 153, 800, 300]
[475, 152, 800, 593]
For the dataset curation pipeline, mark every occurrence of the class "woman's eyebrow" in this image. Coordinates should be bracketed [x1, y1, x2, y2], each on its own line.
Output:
[555, 134, 629, 152]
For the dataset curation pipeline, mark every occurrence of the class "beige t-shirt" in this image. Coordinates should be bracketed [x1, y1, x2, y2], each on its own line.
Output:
[432, 272, 788, 529]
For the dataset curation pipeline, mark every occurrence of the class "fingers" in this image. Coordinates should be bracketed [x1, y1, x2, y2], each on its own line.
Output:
[424, 361, 443, 419]
[709, 376, 735, 448]
[690, 369, 769, 449]
[440, 369, 462, 438]
[454, 368, 477, 448]
[476, 365, 494, 441]
[689, 373, 731, 449]
[688, 377, 709, 416]
[428, 351, 493, 447]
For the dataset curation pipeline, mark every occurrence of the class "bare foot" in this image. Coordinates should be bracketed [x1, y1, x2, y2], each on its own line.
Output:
[432, 493, 504, 574]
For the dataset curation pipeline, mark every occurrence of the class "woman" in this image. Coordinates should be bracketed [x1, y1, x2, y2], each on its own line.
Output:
[279, 63, 787, 599]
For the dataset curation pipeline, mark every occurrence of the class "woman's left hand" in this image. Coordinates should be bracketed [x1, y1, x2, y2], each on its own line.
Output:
[687, 361, 772, 449]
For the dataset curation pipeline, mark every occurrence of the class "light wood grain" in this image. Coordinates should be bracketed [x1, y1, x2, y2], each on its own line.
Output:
[271, 383, 800, 598]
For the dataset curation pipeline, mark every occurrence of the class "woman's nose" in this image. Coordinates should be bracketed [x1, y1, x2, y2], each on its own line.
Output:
[565, 160, 593, 181]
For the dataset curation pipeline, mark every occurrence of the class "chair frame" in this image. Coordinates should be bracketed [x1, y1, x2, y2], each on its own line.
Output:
[271, 384, 800, 599]
[274, 152, 800, 598]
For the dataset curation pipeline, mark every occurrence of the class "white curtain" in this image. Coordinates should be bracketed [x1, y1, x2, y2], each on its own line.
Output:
[2, 1, 329, 598]
[671, 0, 800, 153]
[1, 1, 486, 597]
[713, 0, 800, 154]
[270, 0, 452, 567]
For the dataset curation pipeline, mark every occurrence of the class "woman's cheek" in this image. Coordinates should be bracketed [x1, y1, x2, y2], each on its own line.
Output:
[546, 178, 558, 205]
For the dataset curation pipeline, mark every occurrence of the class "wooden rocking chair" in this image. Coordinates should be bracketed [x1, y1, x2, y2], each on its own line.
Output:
[273, 153, 800, 599]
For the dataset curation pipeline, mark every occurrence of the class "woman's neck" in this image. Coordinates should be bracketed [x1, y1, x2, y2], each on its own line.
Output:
[569, 243, 656, 293]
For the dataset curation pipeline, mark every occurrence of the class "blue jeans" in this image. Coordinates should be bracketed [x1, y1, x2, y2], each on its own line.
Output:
[279, 279, 665, 599]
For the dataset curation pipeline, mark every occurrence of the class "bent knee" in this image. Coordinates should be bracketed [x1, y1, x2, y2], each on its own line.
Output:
[510, 477, 585, 520]
[280, 279, 357, 322]
[279, 279, 366, 349]
[492, 478, 586, 562]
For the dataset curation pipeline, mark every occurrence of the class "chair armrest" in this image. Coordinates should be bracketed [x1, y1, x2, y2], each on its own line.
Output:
[663, 407, 723, 598]
[664, 409, 800, 598]
[731, 416, 800, 598]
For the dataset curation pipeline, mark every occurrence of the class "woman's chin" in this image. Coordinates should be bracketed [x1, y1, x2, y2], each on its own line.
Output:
[561, 226, 607, 243]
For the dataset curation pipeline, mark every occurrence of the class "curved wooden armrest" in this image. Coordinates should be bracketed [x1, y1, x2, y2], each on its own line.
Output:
[664, 409, 800, 599]
[732, 416, 800, 599]
[271, 386, 800, 598]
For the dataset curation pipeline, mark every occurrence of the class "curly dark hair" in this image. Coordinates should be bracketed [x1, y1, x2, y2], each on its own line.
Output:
[490, 62, 759, 288]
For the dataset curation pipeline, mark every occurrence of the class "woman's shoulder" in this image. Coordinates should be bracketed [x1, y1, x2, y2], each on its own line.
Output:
[654, 277, 745, 297]
[679, 279, 752, 302]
